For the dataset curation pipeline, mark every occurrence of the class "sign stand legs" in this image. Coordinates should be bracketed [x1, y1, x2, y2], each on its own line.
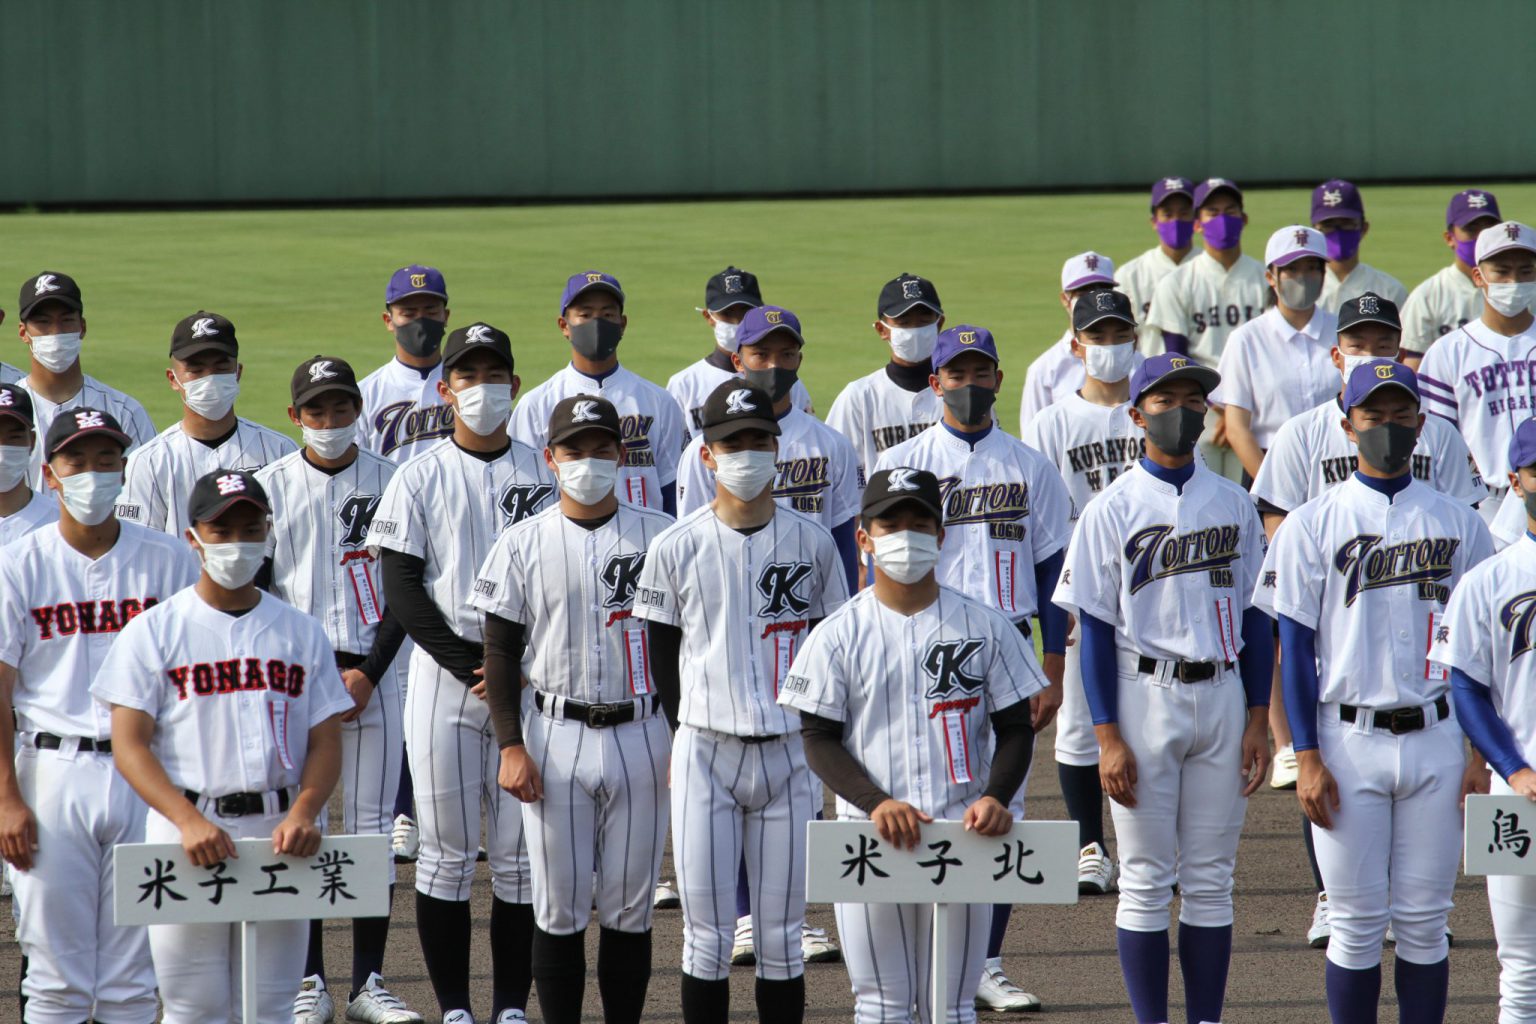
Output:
[930, 901, 950, 1024]
[241, 919, 259, 1023]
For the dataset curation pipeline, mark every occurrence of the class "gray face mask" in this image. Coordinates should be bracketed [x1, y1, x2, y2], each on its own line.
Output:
[1277, 275, 1323, 310]
[394, 318, 445, 358]
[1354, 422, 1416, 475]
[1140, 405, 1204, 456]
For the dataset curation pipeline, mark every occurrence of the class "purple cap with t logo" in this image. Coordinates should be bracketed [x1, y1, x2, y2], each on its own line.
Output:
[933, 325, 999, 369]
[559, 271, 625, 315]
[1343, 359, 1419, 412]
[385, 265, 447, 305]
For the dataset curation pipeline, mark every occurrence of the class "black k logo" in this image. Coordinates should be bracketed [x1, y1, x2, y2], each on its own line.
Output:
[600, 553, 646, 609]
[922, 639, 985, 699]
[757, 562, 813, 617]
[337, 495, 380, 548]
[500, 484, 555, 524]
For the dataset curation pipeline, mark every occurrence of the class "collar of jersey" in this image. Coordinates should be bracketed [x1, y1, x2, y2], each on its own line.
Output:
[567, 362, 624, 386]
[1350, 470, 1413, 503]
[940, 420, 992, 448]
[1275, 305, 1328, 342]
[391, 357, 439, 381]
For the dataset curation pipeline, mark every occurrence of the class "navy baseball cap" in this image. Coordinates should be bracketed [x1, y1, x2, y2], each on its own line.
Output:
[878, 274, 943, 318]
[187, 468, 271, 524]
[19, 271, 82, 320]
[1073, 290, 1137, 332]
[44, 406, 131, 459]
[1192, 177, 1243, 209]
[1312, 180, 1365, 223]
[933, 325, 999, 369]
[862, 467, 944, 520]
[735, 305, 804, 349]
[1510, 418, 1536, 472]
[385, 265, 447, 305]
[1447, 189, 1501, 228]
[442, 322, 513, 371]
[1150, 176, 1194, 210]
[1343, 359, 1419, 412]
[704, 267, 763, 312]
[1337, 293, 1402, 333]
[291, 355, 361, 407]
[1129, 353, 1219, 406]
[0, 385, 34, 430]
[560, 271, 625, 315]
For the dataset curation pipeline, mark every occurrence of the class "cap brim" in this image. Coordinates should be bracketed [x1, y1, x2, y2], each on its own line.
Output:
[565, 283, 626, 310]
[879, 299, 943, 319]
[170, 340, 238, 361]
[1347, 380, 1419, 411]
[1136, 365, 1220, 402]
[1312, 207, 1364, 224]
[547, 422, 622, 448]
[701, 417, 781, 443]
[20, 295, 82, 319]
[1196, 186, 1244, 207]
[1270, 250, 1325, 267]
[740, 326, 805, 348]
[1452, 210, 1501, 228]
[1337, 314, 1402, 333]
[1151, 188, 1193, 209]
[1478, 241, 1536, 263]
[387, 288, 448, 304]
[193, 494, 272, 523]
[443, 346, 512, 370]
[291, 382, 362, 408]
[861, 493, 943, 520]
[1075, 311, 1138, 331]
[706, 298, 762, 312]
[1063, 274, 1118, 291]
[46, 426, 131, 459]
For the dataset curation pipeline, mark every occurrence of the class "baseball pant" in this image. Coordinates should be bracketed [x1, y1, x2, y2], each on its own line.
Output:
[1053, 625, 1098, 767]
[340, 661, 403, 885]
[144, 807, 307, 1024]
[1110, 654, 1248, 932]
[523, 701, 670, 934]
[1487, 774, 1536, 1024]
[835, 900, 988, 1024]
[671, 725, 814, 981]
[404, 647, 530, 903]
[13, 741, 155, 1024]
[1312, 703, 1464, 971]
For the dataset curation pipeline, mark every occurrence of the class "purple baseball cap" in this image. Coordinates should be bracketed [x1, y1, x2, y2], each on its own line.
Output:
[1150, 176, 1194, 210]
[1447, 189, 1501, 228]
[1510, 418, 1536, 472]
[1343, 359, 1419, 412]
[734, 305, 804, 349]
[385, 265, 447, 305]
[559, 271, 625, 315]
[933, 324, 999, 369]
[1129, 353, 1219, 406]
[1312, 179, 1364, 223]
[1192, 177, 1243, 210]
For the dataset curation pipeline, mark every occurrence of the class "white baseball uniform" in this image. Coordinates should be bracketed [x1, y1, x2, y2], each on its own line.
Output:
[633, 505, 848, 980]
[1211, 307, 1341, 450]
[0, 490, 59, 548]
[1143, 251, 1268, 368]
[825, 367, 942, 488]
[0, 522, 196, 1024]
[1417, 320, 1536, 484]
[778, 586, 1046, 1024]
[1257, 476, 1492, 970]
[91, 587, 352, 1024]
[1317, 263, 1408, 316]
[1400, 264, 1483, 356]
[118, 419, 297, 536]
[357, 358, 454, 464]
[1119, 245, 1194, 355]
[667, 356, 812, 438]
[0, 362, 21, 385]
[16, 373, 156, 486]
[470, 501, 675, 936]
[1017, 331, 1074, 432]
[510, 363, 686, 511]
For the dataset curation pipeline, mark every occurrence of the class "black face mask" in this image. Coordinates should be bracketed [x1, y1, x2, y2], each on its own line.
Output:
[1354, 422, 1417, 475]
[941, 384, 996, 428]
[742, 366, 798, 402]
[568, 318, 624, 362]
[1524, 487, 1536, 523]
[1140, 405, 1205, 457]
[394, 318, 446, 358]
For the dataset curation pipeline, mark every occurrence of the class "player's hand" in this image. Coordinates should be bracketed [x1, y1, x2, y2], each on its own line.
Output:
[1239, 712, 1271, 797]
[1297, 751, 1341, 829]
[963, 796, 1013, 837]
[1098, 735, 1138, 808]
[1065, 615, 1078, 647]
[498, 745, 543, 803]
[1210, 416, 1229, 447]
[871, 799, 933, 851]
[272, 813, 323, 858]
[1509, 767, 1536, 801]
[1461, 755, 1493, 809]
[0, 794, 38, 871]
[339, 669, 375, 723]
[180, 814, 239, 867]
[470, 666, 487, 702]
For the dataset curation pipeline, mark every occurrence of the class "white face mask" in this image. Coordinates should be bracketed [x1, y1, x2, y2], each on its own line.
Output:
[453, 383, 513, 435]
[556, 456, 619, 505]
[887, 322, 939, 362]
[28, 331, 82, 373]
[1082, 341, 1137, 383]
[712, 449, 777, 500]
[302, 423, 356, 460]
[0, 445, 30, 491]
[1485, 281, 1536, 317]
[712, 317, 740, 352]
[1339, 352, 1380, 383]
[871, 530, 941, 584]
[57, 471, 122, 526]
[197, 540, 267, 589]
[179, 372, 240, 419]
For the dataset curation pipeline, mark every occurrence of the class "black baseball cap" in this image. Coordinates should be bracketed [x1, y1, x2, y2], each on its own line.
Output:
[1337, 292, 1403, 334]
[43, 406, 131, 459]
[291, 355, 362, 407]
[187, 468, 271, 524]
[878, 274, 943, 319]
[704, 267, 763, 312]
[169, 312, 239, 360]
[548, 394, 622, 447]
[1073, 290, 1137, 332]
[442, 322, 514, 371]
[0, 384, 35, 430]
[19, 272, 82, 320]
[862, 467, 944, 520]
[699, 380, 780, 443]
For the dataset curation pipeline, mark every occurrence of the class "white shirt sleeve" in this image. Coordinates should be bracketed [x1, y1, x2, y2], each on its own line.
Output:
[469, 530, 527, 623]
[1051, 500, 1122, 625]
[366, 468, 426, 558]
[1267, 510, 1325, 629]
[1249, 415, 1311, 513]
[633, 532, 682, 627]
[1431, 567, 1492, 679]
[91, 613, 166, 715]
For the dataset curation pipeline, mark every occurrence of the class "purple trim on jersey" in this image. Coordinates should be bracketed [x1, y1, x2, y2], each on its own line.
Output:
[572, 362, 621, 385]
[940, 420, 992, 447]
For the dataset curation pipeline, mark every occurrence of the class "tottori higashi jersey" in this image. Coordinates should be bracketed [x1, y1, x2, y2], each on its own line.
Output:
[357, 358, 454, 464]
[825, 367, 942, 488]
[0, 492, 59, 548]
[1020, 393, 1143, 528]
[667, 358, 813, 438]
[17, 373, 156, 485]
[1417, 319, 1536, 482]
[1143, 251, 1268, 367]
[1400, 264, 1484, 356]
[1317, 262, 1408, 316]
[119, 419, 297, 536]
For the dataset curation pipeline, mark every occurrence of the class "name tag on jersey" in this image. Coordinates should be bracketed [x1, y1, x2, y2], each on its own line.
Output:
[344, 554, 383, 627]
[995, 551, 1018, 616]
[1426, 611, 1447, 682]
[624, 623, 653, 696]
[943, 710, 973, 785]
[269, 702, 297, 773]
[772, 634, 798, 698]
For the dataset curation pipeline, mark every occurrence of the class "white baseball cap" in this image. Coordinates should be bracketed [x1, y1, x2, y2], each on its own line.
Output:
[1061, 251, 1116, 292]
[1264, 226, 1328, 268]
[1475, 221, 1536, 264]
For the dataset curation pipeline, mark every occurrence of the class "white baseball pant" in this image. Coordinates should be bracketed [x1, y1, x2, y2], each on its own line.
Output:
[1053, 624, 1098, 767]
[834, 899, 989, 1024]
[1487, 774, 1536, 1024]
[339, 661, 403, 885]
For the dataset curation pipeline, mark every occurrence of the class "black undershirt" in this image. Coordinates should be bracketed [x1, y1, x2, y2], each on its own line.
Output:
[884, 359, 933, 393]
[191, 423, 240, 450]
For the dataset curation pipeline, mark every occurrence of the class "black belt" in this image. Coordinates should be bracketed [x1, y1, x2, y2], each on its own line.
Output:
[534, 692, 650, 729]
[1339, 695, 1450, 735]
[34, 732, 111, 753]
[1137, 655, 1232, 683]
[184, 788, 292, 817]
[739, 734, 785, 745]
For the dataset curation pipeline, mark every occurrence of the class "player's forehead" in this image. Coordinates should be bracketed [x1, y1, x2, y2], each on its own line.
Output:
[0, 419, 32, 443]
[388, 294, 446, 313]
[740, 329, 802, 356]
[1351, 388, 1418, 416]
[868, 501, 940, 531]
[1336, 324, 1400, 351]
[447, 349, 509, 376]
[23, 298, 80, 323]
[1482, 250, 1536, 272]
[1198, 190, 1242, 214]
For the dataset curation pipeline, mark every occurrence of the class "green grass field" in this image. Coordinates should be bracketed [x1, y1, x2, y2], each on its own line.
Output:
[1, 182, 1530, 438]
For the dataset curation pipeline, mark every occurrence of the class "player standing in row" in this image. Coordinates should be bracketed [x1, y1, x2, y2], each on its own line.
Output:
[778, 467, 1045, 1024]
[668, 266, 813, 437]
[258, 357, 419, 1024]
[1120, 177, 1197, 355]
[635, 380, 849, 1024]
[119, 312, 296, 535]
[358, 265, 455, 464]
[1309, 180, 1407, 315]
[1054, 353, 1272, 1024]
[473, 395, 674, 1024]
[0, 408, 195, 1024]
[825, 273, 945, 489]
[371, 324, 553, 1024]
[95, 469, 352, 1024]
[1020, 291, 1144, 900]
[1399, 189, 1501, 368]
[511, 271, 685, 513]
[1262, 361, 1492, 1024]
[0, 386, 58, 545]
[1018, 252, 1119, 430]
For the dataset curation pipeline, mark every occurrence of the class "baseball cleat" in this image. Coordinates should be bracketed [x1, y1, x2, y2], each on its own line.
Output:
[802, 924, 842, 963]
[1077, 843, 1117, 895]
[653, 879, 680, 909]
[345, 973, 423, 1023]
[1307, 892, 1331, 949]
[1270, 745, 1299, 790]
[391, 814, 420, 863]
[730, 916, 755, 966]
[441, 1012, 474, 1024]
[975, 960, 1042, 1012]
[493, 1011, 526, 1024]
[294, 975, 336, 1024]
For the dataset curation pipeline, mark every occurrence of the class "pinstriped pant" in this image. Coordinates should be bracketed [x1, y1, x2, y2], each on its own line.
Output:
[834, 900, 989, 1024]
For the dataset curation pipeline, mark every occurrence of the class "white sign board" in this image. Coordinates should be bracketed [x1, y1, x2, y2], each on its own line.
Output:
[1466, 794, 1536, 876]
[806, 819, 1079, 905]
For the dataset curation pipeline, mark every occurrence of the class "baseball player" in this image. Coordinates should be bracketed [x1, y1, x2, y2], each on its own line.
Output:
[633, 379, 849, 1024]
[1120, 178, 1197, 355]
[1214, 226, 1340, 485]
[509, 271, 685, 513]
[256, 356, 419, 1024]
[370, 323, 553, 1024]
[667, 266, 813, 437]
[118, 312, 296, 536]
[1399, 189, 1502, 368]
[1020, 291, 1144, 898]
[0, 408, 196, 1024]
[1308, 181, 1407, 315]
[0, 385, 58, 546]
[472, 395, 673, 1024]
[1018, 252, 1121, 431]
[1261, 361, 1492, 1024]
[777, 467, 1046, 1024]
[358, 264, 455, 464]
[825, 273, 945, 490]
[93, 468, 352, 1024]
[1053, 353, 1273, 1024]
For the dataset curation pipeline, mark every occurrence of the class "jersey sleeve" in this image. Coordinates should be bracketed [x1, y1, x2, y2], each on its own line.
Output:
[1144, 271, 1190, 337]
[1491, 489, 1528, 548]
[984, 608, 1047, 713]
[777, 613, 849, 720]
[1430, 566, 1492, 679]
[1017, 362, 1052, 433]
[632, 531, 682, 627]
[652, 396, 687, 487]
[1235, 498, 1269, 613]
[1426, 419, 1489, 507]
[824, 387, 867, 487]
[118, 446, 166, 530]
[827, 434, 861, 526]
[1459, 507, 1497, 572]
[1399, 279, 1439, 355]
[1415, 341, 1459, 424]
[366, 466, 426, 558]
[469, 529, 528, 623]
[254, 464, 282, 559]
[1028, 456, 1073, 561]
[1209, 328, 1254, 411]
[1266, 510, 1325, 629]
[506, 391, 542, 452]
[674, 444, 714, 518]
[123, 399, 157, 448]
[0, 559, 27, 667]
[1248, 414, 1312, 513]
[1051, 499, 1122, 625]
[811, 526, 852, 616]
[792, 378, 815, 417]
[302, 622, 354, 726]
[90, 613, 166, 715]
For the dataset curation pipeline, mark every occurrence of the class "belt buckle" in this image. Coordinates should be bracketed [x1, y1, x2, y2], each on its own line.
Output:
[587, 702, 620, 728]
[1172, 661, 1191, 683]
[213, 794, 240, 817]
[1387, 707, 1425, 734]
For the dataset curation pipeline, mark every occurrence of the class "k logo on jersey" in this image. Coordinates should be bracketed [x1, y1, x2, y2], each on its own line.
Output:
[600, 552, 646, 609]
[499, 483, 554, 524]
[757, 562, 813, 617]
[922, 639, 985, 699]
[337, 494, 380, 547]
[1501, 591, 1536, 662]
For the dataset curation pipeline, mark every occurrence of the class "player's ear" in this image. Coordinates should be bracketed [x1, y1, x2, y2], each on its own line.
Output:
[1360, 220, 1370, 239]
[78, 316, 86, 338]
[992, 370, 1004, 393]
[39, 462, 56, 492]
[1128, 405, 1146, 430]
[935, 526, 946, 549]
[855, 524, 874, 556]
[235, 363, 244, 382]
[544, 447, 558, 475]
[510, 374, 521, 402]
[1340, 416, 1358, 444]
[382, 308, 394, 331]
[929, 374, 942, 398]
[700, 444, 717, 473]
[1329, 347, 1344, 372]
[1416, 412, 1426, 438]
[1510, 471, 1523, 497]
[619, 314, 629, 330]
[873, 320, 889, 340]
[1472, 265, 1488, 289]
[165, 367, 180, 391]
[557, 316, 571, 340]
[731, 352, 745, 373]
[287, 406, 301, 428]
[1069, 334, 1083, 358]
[436, 379, 452, 403]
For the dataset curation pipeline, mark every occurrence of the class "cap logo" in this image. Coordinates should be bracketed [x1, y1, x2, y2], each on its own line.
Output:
[33, 274, 58, 294]
[723, 274, 743, 294]
[887, 468, 919, 492]
[724, 389, 756, 415]
[1469, 193, 1489, 209]
[465, 324, 493, 343]
[764, 310, 783, 325]
[1358, 295, 1380, 315]
[1207, 178, 1224, 187]
[409, 272, 427, 289]
[0, 391, 11, 407]
[1375, 364, 1396, 379]
[1322, 189, 1343, 207]
[308, 360, 337, 383]
[1170, 357, 1188, 369]
[570, 400, 600, 423]
[901, 279, 923, 300]
[1294, 228, 1310, 245]
[1094, 292, 1116, 311]
[1163, 177, 1184, 190]
[73, 410, 105, 429]
[1508, 223, 1522, 240]
[190, 317, 218, 338]
[215, 473, 246, 496]
[585, 272, 605, 284]
[958, 331, 977, 345]
[1084, 254, 1100, 270]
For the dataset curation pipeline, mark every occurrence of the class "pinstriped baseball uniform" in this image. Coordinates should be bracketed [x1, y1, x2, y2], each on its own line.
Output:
[357, 358, 454, 464]
[633, 504, 848, 981]
[117, 419, 297, 535]
[667, 360, 813, 438]
[470, 501, 675, 936]
[825, 368, 943, 488]
[16, 372, 156, 485]
[0, 490, 58, 548]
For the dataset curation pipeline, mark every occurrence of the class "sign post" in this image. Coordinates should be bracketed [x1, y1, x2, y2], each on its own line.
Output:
[114, 835, 390, 1023]
[1466, 793, 1536, 875]
[807, 819, 1078, 1024]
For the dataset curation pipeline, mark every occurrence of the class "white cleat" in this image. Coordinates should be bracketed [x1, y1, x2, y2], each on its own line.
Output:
[441, 1012, 475, 1024]
[345, 973, 423, 1023]
[730, 915, 755, 966]
[975, 960, 1042, 1012]
[1307, 892, 1331, 949]
[802, 923, 841, 963]
[1270, 745, 1299, 790]
[493, 1011, 527, 1024]
[653, 879, 680, 909]
[1077, 843, 1117, 895]
[294, 975, 336, 1024]
[392, 814, 420, 863]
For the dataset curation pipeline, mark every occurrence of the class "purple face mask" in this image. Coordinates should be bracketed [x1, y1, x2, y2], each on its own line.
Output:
[1455, 238, 1478, 266]
[1156, 219, 1194, 250]
[1200, 213, 1244, 250]
[1325, 228, 1362, 262]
